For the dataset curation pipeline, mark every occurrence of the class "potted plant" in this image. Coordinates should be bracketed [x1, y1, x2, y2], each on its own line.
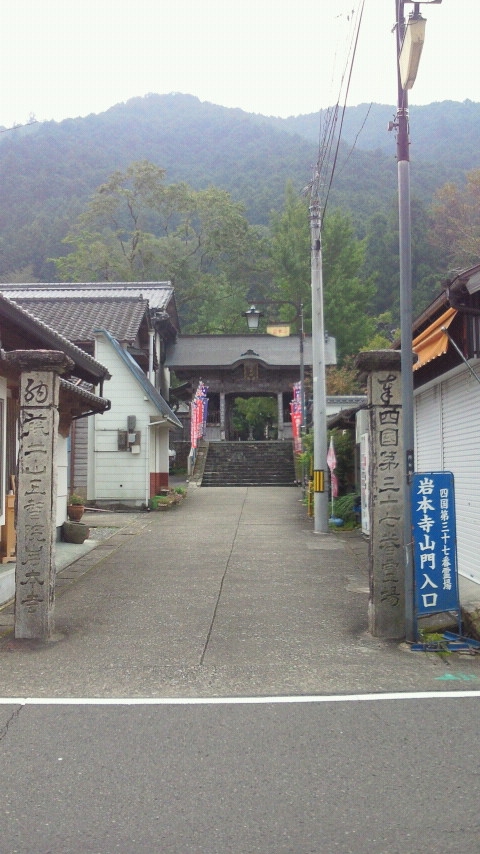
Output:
[67, 493, 85, 521]
[173, 486, 187, 502]
[149, 494, 173, 511]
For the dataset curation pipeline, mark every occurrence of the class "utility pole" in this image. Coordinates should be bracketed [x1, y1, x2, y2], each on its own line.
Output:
[309, 194, 329, 533]
[395, 0, 416, 642]
[393, 0, 442, 641]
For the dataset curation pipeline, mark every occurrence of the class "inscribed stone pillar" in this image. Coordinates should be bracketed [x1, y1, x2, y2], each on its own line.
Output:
[356, 351, 405, 639]
[12, 351, 73, 640]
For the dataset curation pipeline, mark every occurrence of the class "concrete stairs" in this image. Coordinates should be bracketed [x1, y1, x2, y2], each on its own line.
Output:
[200, 441, 297, 487]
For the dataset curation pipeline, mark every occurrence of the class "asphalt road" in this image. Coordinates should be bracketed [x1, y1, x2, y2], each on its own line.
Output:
[1, 695, 479, 853]
[1, 487, 479, 851]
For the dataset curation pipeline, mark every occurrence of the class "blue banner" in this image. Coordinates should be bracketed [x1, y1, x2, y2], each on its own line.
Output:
[412, 472, 460, 616]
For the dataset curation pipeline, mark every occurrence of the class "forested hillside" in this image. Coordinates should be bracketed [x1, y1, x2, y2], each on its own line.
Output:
[1, 93, 478, 284]
[273, 99, 480, 174]
[1, 92, 479, 359]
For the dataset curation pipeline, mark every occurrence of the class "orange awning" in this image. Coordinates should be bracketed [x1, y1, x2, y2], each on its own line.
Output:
[412, 307, 457, 371]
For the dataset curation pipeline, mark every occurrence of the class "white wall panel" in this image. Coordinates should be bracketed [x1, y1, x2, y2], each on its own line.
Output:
[441, 370, 480, 584]
[416, 368, 480, 585]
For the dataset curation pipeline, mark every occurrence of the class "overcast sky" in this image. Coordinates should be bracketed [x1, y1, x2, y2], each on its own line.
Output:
[0, 0, 476, 129]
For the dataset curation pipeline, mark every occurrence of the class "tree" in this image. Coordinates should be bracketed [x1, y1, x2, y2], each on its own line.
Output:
[326, 357, 365, 395]
[430, 169, 480, 269]
[321, 210, 376, 360]
[268, 182, 311, 328]
[232, 397, 278, 440]
[363, 209, 399, 316]
[269, 187, 378, 361]
[53, 161, 265, 332]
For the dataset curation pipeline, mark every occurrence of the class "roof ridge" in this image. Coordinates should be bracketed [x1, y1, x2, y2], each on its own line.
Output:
[0, 294, 110, 379]
[1, 281, 172, 289]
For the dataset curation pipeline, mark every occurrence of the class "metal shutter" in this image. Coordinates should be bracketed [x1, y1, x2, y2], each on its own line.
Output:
[415, 385, 442, 471]
[441, 369, 480, 584]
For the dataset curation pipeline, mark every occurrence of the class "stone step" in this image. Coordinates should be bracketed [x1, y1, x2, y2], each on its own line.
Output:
[201, 441, 296, 487]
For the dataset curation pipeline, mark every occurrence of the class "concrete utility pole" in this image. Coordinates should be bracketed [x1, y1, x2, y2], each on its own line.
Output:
[309, 197, 329, 534]
[395, 0, 416, 642]
[393, 0, 442, 641]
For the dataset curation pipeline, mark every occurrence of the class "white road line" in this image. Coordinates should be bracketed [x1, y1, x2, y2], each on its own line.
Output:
[0, 691, 479, 705]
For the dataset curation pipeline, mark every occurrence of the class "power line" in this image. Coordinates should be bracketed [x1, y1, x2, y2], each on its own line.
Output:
[317, 0, 366, 223]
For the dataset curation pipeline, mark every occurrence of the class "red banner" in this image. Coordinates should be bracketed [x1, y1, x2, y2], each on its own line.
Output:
[290, 382, 303, 453]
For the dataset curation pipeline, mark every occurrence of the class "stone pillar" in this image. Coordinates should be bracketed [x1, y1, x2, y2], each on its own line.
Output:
[356, 351, 404, 639]
[277, 392, 284, 440]
[10, 351, 74, 640]
[220, 393, 226, 440]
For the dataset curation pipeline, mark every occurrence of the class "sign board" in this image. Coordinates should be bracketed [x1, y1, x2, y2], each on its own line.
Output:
[359, 431, 370, 536]
[411, 472, 460, 616]
[267, 324, 290, 337]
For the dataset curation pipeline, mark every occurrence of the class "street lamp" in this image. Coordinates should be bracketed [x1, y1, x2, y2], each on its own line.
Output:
[398, 10, 426, 89]
[392, 0, 442, 641]
[242, 299, 306, 436]
[242, 305, 264, 331]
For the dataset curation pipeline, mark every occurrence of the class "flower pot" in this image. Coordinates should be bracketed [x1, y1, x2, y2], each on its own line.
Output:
[67, 504, 85, 521]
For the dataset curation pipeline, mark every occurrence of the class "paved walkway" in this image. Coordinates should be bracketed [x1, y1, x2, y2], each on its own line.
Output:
[1, 486, 479, 698]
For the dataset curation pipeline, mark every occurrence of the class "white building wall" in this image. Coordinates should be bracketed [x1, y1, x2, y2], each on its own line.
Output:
[56, 434, 69, 527]
[91, 336, 169, 504]
[149, 420, 171, 477]
[72, 417, 89, 493]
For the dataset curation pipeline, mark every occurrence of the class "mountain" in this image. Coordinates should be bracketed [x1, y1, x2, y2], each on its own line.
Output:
[271, 100, 480, 167]
[0, 93, 479, 281]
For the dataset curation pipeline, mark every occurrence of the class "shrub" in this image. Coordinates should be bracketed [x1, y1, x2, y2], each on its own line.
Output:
[331, 493, 359, 526]
[149, 495, 172, 510]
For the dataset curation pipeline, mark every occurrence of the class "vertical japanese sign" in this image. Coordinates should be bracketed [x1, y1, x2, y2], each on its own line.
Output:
[359, 430, 370, 536]
[412, 472, 460, 616]
[290, 381, 302, 453]
[190, 381, 208, 449]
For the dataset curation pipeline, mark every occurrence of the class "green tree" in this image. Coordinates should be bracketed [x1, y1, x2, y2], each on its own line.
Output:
[268, 188, 378, 360]
[322, 209, 376, 360]
[268, 182, 311, 327]
[363, 209, 399, 316]
[363, 197, 443, 326]
[53, 161, 265, 331]
[232, 397, 278, 440]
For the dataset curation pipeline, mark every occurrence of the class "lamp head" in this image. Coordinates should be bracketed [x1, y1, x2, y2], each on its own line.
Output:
[399, 12, 426, 89]
[242, 305, 264, 331]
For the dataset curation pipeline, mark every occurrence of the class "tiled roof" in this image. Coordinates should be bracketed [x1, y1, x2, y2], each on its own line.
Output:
[1, 282, 173, 311]
[3, 296, 150, 344]
[60, 379, 111, 414]
[0, 293, 110, 382]
[165, 334, 336, 368]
